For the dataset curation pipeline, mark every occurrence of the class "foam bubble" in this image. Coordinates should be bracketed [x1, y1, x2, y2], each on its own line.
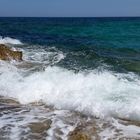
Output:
[0, 36, 22, 45]
[0, 61, 140, 120]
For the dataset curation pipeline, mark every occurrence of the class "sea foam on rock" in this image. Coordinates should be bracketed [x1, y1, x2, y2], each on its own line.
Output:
[0, 44, 22, 61]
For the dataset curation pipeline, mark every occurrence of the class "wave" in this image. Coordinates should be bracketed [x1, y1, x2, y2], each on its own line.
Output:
[0, 61, 140, 121]
[0, 36, 22, 45]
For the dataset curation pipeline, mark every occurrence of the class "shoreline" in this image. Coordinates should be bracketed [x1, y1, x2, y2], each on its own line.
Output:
[1, 96, 140, 139]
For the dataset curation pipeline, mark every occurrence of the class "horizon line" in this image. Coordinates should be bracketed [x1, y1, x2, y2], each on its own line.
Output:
[0, 16, 140, 18]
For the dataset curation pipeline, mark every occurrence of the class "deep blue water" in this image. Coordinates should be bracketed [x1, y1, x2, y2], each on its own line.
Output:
[0, 17, 140, 73]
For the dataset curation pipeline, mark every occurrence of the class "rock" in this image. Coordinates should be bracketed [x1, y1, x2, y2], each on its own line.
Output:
[68, 126, 90, 140]
[0, 44, 22, 61]
[68, 131, 90, 140]
[0, 96, 21, 112]
[28, 119, 52, 134]
[0, 96, 20, 105]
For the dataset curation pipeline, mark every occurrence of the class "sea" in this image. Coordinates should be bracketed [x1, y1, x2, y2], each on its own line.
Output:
[0, 17, 140, 140]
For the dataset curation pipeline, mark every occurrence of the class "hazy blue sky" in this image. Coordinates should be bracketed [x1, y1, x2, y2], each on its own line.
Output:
[0, 0, 140, 17]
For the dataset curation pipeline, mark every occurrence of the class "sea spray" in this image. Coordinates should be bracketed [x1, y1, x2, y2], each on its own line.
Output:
[0, 36, 22, 45]
[0, 60, 140, 121]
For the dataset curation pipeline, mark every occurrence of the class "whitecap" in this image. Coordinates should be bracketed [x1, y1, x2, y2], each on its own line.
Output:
[0, 61, 140, 121]
[0, 36, 22, 45]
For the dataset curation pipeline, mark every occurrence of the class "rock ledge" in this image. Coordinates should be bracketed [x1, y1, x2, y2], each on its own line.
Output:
[0, 44, 22, 61]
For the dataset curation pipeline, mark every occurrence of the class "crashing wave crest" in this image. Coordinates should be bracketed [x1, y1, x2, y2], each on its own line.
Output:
[0, 36, 22, 45]
[0, 61, 140, 121]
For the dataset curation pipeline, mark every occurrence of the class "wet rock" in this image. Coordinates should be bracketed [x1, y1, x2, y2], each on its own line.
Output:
[68, 131, 90, 140]
[68, 125, 90, 140]
[0, 44, 22, 61]
[119, 117, 140, 127]
[28, 134, 45, 140]
[28, 119, 52, 134]
[0, 97, 20, 105]
[0, 97, 21, 113]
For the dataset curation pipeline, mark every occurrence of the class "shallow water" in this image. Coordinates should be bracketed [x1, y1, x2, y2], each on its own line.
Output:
[1, 96, 140, 140]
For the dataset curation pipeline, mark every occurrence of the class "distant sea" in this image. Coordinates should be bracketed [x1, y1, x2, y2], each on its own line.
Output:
[0, 17, 140, 139]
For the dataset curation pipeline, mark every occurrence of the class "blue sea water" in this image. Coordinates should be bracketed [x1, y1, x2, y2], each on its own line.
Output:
[0, 17, 140, 73]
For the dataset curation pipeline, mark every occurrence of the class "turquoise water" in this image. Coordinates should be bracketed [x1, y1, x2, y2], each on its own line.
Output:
[0, 17, 140, 73]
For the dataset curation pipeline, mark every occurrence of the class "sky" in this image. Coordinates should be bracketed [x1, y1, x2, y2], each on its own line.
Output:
[0, 0, 140, 17]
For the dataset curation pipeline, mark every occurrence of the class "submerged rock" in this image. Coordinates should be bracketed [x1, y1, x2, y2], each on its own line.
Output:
[0, 96, 20, 105]
[0, 96, 21, 112]
[28, 119, 52, 134]
[0, 44, 22, 61]
[68, 126, 91, 140]
[68, 131, 90, 140]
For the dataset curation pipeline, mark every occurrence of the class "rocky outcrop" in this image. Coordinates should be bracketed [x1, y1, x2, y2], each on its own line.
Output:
[0, 44, 22, 61]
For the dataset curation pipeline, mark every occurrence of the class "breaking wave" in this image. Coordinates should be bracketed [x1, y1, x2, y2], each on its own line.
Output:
[0, 60, 140, 121]
[0, 36, 140, 122]
[0, 36, 22, 45]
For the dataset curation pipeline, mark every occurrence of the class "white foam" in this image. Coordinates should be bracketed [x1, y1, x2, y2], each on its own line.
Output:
[0, 61, 140, 121]
[99, 119, 140, 139]
[0, 36, 22, 45]
[23, 47, 65, 64]
[0, 105, 76, 140]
